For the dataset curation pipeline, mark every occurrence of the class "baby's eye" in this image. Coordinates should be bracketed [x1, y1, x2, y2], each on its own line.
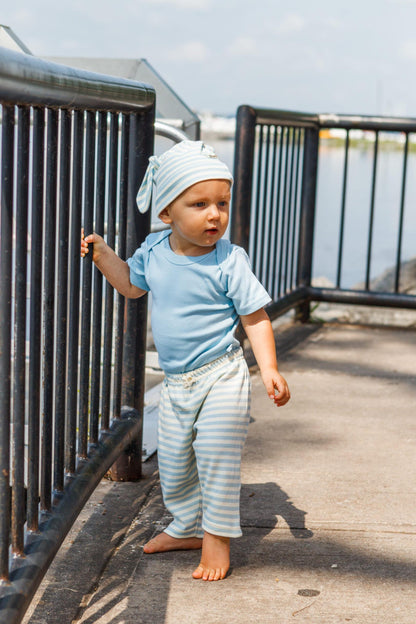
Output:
[194, 201, 206, 207]
[218, 201, 229, 207]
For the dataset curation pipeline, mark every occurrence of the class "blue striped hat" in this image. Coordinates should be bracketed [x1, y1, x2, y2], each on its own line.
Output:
[136, 140, 233, 217]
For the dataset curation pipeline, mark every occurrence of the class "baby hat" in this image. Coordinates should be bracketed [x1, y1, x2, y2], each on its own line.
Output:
[136, 140, 233, 216]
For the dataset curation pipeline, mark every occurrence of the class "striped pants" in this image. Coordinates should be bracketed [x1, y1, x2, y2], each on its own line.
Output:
[158, 348, 251, 539]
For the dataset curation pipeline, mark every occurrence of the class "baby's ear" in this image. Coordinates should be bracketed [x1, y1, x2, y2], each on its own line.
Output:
[158, 207, 172, 224]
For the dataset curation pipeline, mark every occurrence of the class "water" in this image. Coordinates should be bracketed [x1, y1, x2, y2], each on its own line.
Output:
[314, 144, 416, 288]
[207, 138, 416, 289]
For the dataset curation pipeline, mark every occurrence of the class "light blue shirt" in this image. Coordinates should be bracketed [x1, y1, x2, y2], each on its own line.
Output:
[127, 230, 271, 374]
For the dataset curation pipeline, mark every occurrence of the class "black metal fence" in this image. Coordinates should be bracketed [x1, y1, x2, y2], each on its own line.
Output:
[231, 105, 416, 320]
[0, 48, 155, 623]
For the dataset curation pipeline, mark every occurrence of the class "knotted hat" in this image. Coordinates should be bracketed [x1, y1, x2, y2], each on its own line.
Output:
[136, 140, 233, 217]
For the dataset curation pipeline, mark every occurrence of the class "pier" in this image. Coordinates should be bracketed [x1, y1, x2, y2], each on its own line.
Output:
[0, 41, 415, 623]
[25, 320, 416, 623]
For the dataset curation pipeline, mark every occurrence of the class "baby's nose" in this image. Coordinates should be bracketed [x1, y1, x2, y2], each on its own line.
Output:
[207, 204, 220, 218]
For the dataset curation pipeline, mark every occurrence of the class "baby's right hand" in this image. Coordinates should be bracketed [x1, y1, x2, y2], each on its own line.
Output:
[80, 228, 106, 261]
[80, 228, 89, 257]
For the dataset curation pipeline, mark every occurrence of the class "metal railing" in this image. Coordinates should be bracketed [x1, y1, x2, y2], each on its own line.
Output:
[0, 48, 155, 623]
[231, 105, 416, 321]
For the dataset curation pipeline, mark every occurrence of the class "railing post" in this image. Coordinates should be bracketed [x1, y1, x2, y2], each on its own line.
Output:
[108, 109, 154, 481]
[296, 126, 319, 322]
[230, 105, 257, 345]
[230, 105, 257, 251]
[0, 105, 14, 582]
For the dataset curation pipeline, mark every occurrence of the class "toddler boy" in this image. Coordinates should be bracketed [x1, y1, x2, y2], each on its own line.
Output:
[81, 140, 290, 581]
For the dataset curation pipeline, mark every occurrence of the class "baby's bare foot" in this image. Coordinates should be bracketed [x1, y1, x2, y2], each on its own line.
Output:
[192, 531, 230, 581]
[143, 532, 202, 554]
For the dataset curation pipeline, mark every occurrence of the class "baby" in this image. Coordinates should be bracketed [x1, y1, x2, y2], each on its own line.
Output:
[81, 140, 290, 581]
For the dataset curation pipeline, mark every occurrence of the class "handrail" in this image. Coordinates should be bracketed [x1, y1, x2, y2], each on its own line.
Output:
[238, 106, 319, 128]
[318, 112, 416, 132]
[0, 47, 155, 623]
[231, 104, 416, 323]
[154, 119, 189, 142]
[0, 47, 155, 111]
[1, 408, 142, 624]
[235, 105, 416, 132]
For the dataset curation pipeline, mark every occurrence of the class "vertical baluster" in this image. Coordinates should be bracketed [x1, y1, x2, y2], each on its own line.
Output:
[296, 126, 319, 322]
[66, 110, 84, 481]
[230, 105, 257, 253]
[0, 105, 14, 580]
[101, 113, 118, 431]
[289, 129, 302, 290]
[27, 107, 45, 533]
[113, 115, 129, 421]
[89, 112, 107, 447]
[79, 111, 96, 463]
[12, 106, 30, 555]
[284, 128, 296, 294]
[336, 129, 350, 288]
[264, 125, 279, 294]
[365, 131, 379, 290]
[250, 125, 264, 274]
[41, 108, 58, 514]
[109, 109, 154, 481]
[53, 110, 71, 501]
[278, 127, 290, 297]
[259, 125, 271, 283]
[395, 133, 409, 293]
[271, 126, 285, 300]
[122, 111, 153, 409]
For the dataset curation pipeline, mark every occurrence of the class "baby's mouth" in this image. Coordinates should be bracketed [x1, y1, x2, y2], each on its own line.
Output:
[205, 227, 218, 234]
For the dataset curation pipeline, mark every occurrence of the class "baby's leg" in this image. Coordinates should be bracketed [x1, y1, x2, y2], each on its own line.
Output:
[154, 380, 205, 541]
[192, 531, 230, 581]
[191, 353, 251, 581]
[144, 532, 202, 554]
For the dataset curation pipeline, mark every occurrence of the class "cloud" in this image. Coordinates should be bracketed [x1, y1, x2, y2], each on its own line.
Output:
[170, 41, 210, 62]
[7, 8, 34, 24]
[321, 16, 343, 29]
[226, 36, 259, 58]
[398, 39, 416, 60]
[140, 0, 211, 8]
[277, 13, 306, 34]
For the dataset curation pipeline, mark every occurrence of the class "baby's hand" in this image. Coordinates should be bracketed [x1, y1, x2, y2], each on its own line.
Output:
[80, 228, 106, 262]
[262, 370, 291, 407]
[80, 228, 89, 257]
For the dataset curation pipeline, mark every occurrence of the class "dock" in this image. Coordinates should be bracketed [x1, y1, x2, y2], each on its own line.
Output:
[24, 320, 416, 624]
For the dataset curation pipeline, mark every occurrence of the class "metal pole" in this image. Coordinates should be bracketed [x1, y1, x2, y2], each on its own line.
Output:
[41, 108, 58, 514]
[296, 126, 319, 322]
[66, 110, 84, 481]
[230, 105, 257, 250]
[0, 105, 14, 580]
[53, 109, 71, 501]
[101, 112, 119, 431]
[12, 106, 30, 556]
[27, 107, 45, 533]
[89, 111, 107, 447]
[108, 108, 154, 481]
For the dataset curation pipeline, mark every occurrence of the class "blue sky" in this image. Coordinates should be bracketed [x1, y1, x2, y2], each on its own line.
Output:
[2, 0, 416, 117]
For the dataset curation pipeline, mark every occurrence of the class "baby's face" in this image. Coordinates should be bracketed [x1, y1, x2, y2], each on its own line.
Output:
[160, 179, 231, 256]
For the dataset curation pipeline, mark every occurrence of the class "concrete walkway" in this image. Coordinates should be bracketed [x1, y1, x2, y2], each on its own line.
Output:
[25, 322, 416, 624]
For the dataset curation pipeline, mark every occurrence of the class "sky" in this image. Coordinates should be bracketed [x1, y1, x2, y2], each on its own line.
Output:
[2, 0, 416, 117]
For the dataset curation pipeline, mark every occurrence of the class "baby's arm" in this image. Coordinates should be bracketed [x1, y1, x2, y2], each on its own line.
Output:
[81, 229, 146, 299]
[240, 308, 290, 407]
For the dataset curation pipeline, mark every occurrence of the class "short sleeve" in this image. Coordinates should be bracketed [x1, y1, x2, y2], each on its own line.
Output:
[224, 246, 271, 315]
[127, 244, 150, 291]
